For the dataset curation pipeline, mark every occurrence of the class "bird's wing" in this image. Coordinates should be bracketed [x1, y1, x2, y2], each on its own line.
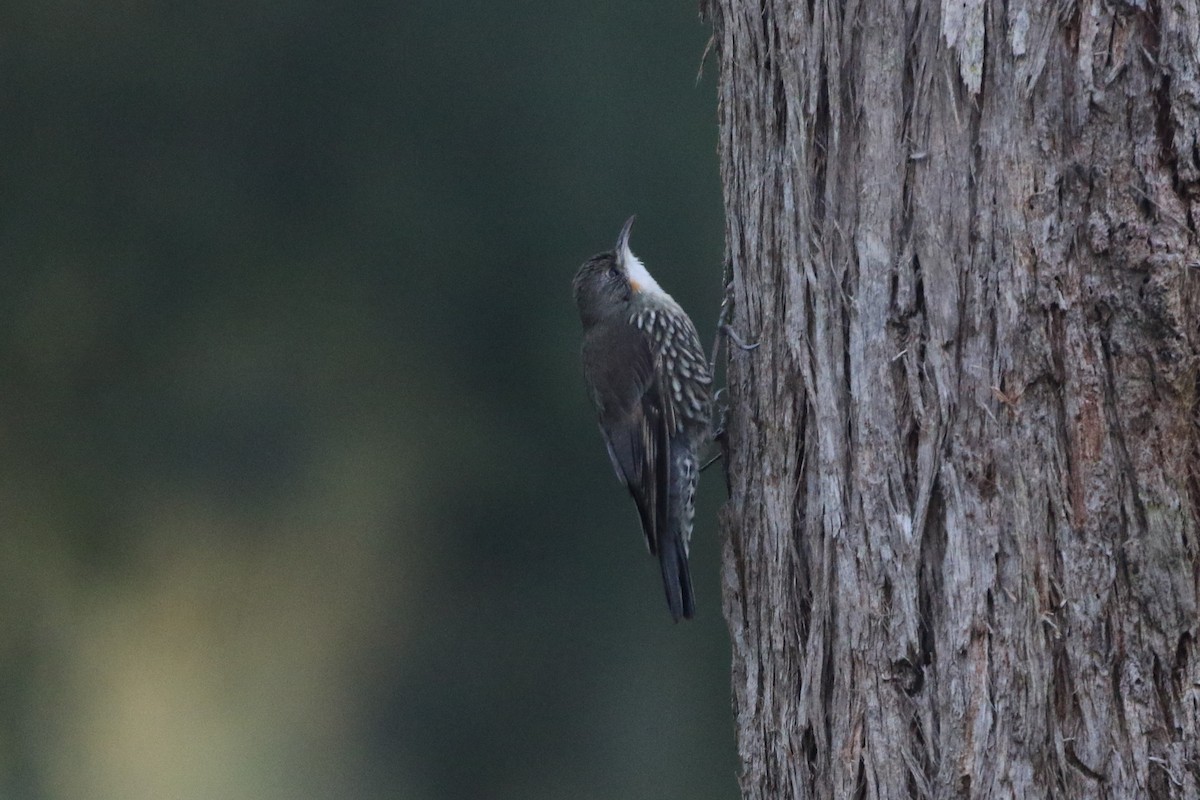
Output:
[582, 319, 669, 556]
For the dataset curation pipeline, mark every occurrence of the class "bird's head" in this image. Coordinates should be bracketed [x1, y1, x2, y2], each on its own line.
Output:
[573, 215, 665, 326]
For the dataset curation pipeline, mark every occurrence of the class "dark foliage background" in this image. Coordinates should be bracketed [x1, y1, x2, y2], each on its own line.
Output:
[0, 2, 734, 798]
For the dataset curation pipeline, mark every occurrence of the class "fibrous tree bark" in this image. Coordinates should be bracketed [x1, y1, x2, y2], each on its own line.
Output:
[705, 1, 1200, 797]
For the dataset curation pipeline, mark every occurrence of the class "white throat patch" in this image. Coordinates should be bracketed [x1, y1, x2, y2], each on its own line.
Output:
[621, 244, 666, 297]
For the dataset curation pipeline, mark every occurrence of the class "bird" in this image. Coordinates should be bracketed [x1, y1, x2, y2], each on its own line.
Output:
[573, 216, 713, 621]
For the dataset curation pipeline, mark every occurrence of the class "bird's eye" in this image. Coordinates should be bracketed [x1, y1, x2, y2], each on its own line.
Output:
[608, 266, 621, 279]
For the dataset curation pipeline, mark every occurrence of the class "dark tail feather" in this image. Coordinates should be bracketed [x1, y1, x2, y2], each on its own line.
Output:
[659, 532, 695, 622]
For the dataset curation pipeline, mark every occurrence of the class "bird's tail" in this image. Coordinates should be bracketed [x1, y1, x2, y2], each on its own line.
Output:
[659, 442, 697, 621]
[659, 530, 695, 622]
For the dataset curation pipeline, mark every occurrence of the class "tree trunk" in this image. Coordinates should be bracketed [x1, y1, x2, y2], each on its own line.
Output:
[705, 1, 1200, 797]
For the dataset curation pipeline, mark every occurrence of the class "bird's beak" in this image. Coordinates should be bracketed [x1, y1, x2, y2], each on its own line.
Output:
[615, 215, 636, 267]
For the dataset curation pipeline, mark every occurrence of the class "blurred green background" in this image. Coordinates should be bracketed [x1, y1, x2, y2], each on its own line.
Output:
[1, 2, 733, 798]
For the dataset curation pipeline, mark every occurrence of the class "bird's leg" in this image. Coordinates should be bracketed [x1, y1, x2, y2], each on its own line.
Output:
[704, 389, 736, 496]
[723, 324, 759, 352]
[703, 265, 756, 478]
[701, 388, 730, 473]
[707, 261, 736, 379]
[708, 262, 759, 379]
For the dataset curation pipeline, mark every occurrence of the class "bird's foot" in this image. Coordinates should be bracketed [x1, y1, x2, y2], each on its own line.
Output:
[722, 324, 759, 352]
[701, 387, 731, 473]
[708, 271, 759, 376]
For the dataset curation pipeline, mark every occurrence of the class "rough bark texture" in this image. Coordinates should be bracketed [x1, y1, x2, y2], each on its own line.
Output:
[706, 1, 1200, 797]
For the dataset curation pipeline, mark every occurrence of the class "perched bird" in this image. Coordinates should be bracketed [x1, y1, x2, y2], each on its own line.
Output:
[573, 216, 713, 621]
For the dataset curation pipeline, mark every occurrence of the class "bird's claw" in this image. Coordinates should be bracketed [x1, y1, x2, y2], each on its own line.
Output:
[723, 324, 759, 352]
